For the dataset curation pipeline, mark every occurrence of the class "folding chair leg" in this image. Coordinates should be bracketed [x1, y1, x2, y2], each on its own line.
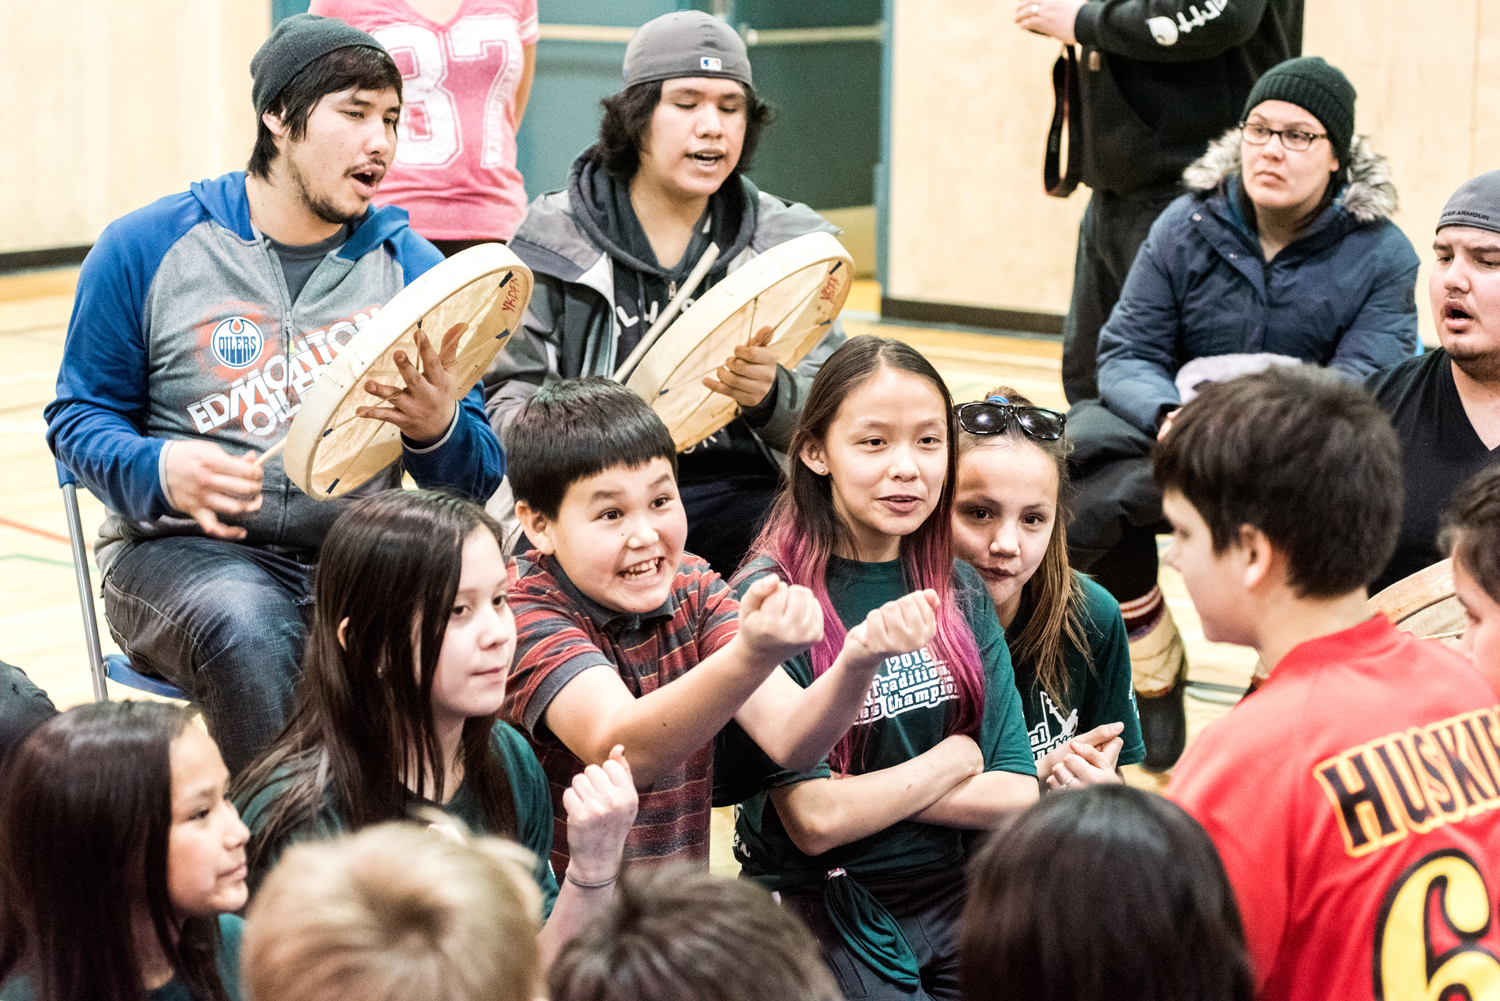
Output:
[62, 481, 110, 703]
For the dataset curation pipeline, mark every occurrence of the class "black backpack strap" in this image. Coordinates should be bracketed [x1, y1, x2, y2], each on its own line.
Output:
[1044, 45, 1083, 198]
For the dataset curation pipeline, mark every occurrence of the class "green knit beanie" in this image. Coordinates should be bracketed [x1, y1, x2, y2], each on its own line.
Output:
[1242, 57, 1357, 164]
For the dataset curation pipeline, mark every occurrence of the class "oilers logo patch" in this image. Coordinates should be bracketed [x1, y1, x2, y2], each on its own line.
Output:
[211, 317, 265, 369]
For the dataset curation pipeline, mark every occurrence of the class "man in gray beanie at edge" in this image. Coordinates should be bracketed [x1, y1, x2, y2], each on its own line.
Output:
[43, 13, 504, 774]
[485, 10, 846, 578]
[1368, 169, 1500, 593]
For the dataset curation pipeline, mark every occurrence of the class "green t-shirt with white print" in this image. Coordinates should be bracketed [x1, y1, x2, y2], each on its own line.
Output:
[721, 555, 1035, 888]
[1008, 573, 1144, 771]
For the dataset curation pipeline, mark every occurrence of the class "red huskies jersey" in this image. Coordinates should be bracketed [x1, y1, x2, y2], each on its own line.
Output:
[1169, 616, 1500, 1001]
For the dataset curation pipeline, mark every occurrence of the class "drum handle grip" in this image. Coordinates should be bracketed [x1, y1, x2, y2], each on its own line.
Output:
[612, 241, 720, 383]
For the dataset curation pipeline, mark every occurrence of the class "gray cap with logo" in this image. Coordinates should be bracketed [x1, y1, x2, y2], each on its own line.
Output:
[1438, 170, 1500, 236]
[622, 10, 752, 90]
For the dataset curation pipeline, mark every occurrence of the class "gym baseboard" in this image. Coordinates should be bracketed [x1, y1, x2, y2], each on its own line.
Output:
[0, 245, 92, 274]
[879, 296, 1064, 336]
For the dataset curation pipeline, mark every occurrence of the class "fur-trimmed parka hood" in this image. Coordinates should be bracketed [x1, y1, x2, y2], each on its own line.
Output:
[1182, 129, 1398, 223]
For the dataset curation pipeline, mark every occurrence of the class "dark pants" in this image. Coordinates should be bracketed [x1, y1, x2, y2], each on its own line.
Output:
[779, 867, 966, 1001]
[102, 537, 316, 774]
[680, 474, 780, 580]
[1062, 184, 1182, 404]
[1065, 399, 1167, 605]
[0, 660, 58, 766]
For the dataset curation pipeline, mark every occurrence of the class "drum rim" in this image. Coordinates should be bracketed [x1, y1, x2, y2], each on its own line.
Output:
[283, 242, 532, 499]
[622, 231, 853, 449]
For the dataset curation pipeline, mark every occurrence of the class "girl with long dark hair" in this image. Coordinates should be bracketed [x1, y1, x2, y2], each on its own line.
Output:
[233, 489, 636, 965]
[0, 701, 249, 1001]
[723, 335, 1037, 1001]
[961, 785, 1254, 1001]
[952, 386, 1143, 788]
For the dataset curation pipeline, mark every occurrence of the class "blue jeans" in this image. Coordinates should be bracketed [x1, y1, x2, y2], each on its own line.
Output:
[102, 537, 315, 774]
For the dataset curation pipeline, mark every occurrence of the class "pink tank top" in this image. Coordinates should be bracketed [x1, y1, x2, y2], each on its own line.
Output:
[311, 0, 539, 241]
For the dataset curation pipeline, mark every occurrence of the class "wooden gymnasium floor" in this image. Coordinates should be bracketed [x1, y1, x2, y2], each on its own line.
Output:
[0, 270, 1258, 873]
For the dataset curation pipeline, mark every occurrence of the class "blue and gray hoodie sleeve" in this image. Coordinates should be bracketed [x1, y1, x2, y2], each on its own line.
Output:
[45, 193, 204, 520]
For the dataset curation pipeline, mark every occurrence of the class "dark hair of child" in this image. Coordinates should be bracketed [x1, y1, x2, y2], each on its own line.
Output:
[248, 45, 404, 178]
[548, 864, 840, 1001]
[232, 490, 517, 882]
[1152, 365, 1403, 597]
[591, 81, 775, 181]
[0, 701, 232, 1001]
[1441, 463, 1500, 602]
[742, 334, 983, 771]
[961, 784, 1254, 1001]
[504, 376, 678, 521]
[957, 384, 1090, 707]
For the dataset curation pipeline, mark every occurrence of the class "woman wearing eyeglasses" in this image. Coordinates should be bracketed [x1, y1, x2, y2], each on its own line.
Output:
[952, 389, 1142, 792]
[1069, 57, 1419, 771]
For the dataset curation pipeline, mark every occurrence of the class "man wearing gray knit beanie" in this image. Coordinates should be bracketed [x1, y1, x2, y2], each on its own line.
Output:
[1369, 170, 1500, 593]
[42, 14, 505, 774]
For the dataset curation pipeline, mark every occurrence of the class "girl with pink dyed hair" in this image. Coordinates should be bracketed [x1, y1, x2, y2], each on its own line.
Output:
[719, 335, 1038, 1001]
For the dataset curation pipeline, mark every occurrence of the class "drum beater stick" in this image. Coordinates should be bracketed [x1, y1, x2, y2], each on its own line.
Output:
[612, 241, 721, 383]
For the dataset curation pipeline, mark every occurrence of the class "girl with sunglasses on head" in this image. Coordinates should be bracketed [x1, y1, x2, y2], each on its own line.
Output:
[719, 335, 1037, 1001]
[1, 701, 249, 1001]
[953, 388, 1142, 791]
[233, 490, 637, 967]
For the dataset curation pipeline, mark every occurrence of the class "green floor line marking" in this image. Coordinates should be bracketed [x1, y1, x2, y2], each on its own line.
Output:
[0, 553, 72, 568]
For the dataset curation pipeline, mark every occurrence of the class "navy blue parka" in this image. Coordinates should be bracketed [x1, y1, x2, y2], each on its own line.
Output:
[1096, 130, 1420, 437]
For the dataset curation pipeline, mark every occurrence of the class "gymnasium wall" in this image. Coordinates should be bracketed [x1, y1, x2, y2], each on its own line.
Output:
[883, 0, 1500, 343]
[1, 0, 271, 256]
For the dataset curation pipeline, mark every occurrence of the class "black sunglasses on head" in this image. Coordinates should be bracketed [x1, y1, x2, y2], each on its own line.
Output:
[956, 398, 1067, 440]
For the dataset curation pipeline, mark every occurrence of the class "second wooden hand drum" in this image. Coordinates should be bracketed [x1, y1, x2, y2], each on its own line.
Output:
[622, 232, 855, 451]
[283, 243, 533, 499]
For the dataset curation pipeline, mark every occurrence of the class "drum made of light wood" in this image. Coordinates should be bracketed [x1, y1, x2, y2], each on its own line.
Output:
[624, 232, 854, 451]
[283, 243, 532, 499]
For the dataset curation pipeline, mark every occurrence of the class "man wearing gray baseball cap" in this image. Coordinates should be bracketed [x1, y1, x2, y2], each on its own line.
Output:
[485, 10, 845, 579]
[1368, 170, 1500, 593]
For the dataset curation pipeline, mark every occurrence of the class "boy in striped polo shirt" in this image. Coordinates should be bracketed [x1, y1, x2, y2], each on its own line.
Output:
[502, 378, 941, 873]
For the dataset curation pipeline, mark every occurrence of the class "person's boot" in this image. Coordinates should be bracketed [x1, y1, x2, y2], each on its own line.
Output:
[1129, 606, 1188, 772]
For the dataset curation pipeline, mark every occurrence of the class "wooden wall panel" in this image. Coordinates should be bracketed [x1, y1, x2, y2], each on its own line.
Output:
[885, 0, 1087, 314]
[2, 1, 269, 254]
[1305, 0, 1483, 346]
[884, 0, 1500, 339]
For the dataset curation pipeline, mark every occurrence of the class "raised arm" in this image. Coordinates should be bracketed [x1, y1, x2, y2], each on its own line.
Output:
[770, 735, 984, 858]
[734, 589, 941, 772]
[541, 577, 822, 787]
[537, 746, 637, 967]
[1072, 0, 1270, 62]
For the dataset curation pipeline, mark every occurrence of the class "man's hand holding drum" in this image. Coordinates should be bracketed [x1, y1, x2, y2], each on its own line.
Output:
[355, 321, 468, 444]
[703, 324, 778, 408]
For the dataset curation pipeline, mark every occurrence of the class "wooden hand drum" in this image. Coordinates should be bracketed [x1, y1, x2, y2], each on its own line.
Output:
[622, 232, 854, 451]
[283, 243, 532, 499]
